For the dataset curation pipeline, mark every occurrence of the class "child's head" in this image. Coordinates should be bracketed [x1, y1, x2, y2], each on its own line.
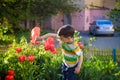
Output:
[57, 25, 75, 43]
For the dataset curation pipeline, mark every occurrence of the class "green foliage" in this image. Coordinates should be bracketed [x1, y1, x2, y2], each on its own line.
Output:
[56, 0, 78, 14]
[107, 8, 120, 24]
[0, 0, 78, 26]
[114, 26, 120, 32]
[30, 0, 77, 18]
[79, 57, 120, 80]
[115, 2, 120, 9]
[0, 29, 119, 80]
[0, 28, 52, 45]
[107, 2, 120, 32]
[0, 1, 26, 25]
[0, 19, 14, 44]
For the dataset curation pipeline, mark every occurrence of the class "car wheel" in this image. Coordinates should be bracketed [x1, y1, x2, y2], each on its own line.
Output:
[111, 34, 114, 37]
[89, 29, 92, 35]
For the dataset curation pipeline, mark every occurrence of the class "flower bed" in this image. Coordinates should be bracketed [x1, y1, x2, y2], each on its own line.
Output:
[0, 37, 62, 80]
[0, 37, 120, 80]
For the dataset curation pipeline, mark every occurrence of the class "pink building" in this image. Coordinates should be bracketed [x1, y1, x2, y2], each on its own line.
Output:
[49, 0, 116, 31]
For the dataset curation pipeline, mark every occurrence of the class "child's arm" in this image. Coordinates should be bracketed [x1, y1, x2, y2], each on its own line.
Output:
[74, 54, 83, 74]
[36, 33, 57, 40]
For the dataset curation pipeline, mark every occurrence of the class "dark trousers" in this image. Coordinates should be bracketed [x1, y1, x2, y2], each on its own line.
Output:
[62, 63, 78, 80]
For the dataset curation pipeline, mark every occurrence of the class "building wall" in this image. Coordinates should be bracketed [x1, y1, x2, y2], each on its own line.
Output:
[85, 0, 116, 9]
[85, 0, 103, 9]
[71, 11, 85, 31]
[89, 9, 110, 22]
[51, 14, 63, 32]
[51, 9, 111, 31]
[51, 11, 85, 31]
[50, 0, 116, 31]
[103, 0, 116, 9]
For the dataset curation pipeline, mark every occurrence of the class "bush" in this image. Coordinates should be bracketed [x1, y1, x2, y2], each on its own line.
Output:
[79, 57, 120, 80]
[115, 26, 120, 32]
[0, 23, 14, 44]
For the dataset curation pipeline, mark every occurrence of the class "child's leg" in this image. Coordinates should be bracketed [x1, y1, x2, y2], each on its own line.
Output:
[62, 63, 68, 80]
[62, 63, 78, 80]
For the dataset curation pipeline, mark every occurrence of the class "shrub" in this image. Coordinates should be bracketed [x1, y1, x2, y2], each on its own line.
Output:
[0, 23, 14, 44]
[79, 57, 120, 80]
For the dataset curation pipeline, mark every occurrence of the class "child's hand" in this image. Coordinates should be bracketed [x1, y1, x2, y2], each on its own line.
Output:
[36, 36, 42, 41]
[35, 36, 38, 41]
[74, 66, 81, 74]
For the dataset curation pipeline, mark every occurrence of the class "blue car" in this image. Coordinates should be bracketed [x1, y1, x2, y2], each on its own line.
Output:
[89, 20, 114, 36]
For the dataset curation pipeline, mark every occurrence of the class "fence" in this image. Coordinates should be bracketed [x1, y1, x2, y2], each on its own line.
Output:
[87, 47, 120, 62]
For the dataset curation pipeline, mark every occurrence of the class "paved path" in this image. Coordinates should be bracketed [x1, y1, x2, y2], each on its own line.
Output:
[80, 31, 120, 49]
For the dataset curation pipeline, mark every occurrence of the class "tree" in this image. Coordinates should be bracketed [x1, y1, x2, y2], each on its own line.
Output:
[0, 0, 26, 26]
[0, 0, 79, 29]
[29, 0, 78, 28]
[107, 2, 120, 30]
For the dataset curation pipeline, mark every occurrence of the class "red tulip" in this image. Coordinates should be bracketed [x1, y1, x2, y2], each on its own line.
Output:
[18, 56, 25, 62]
[44, 42, 51, 50]
[46, 37, 54, 44]
[77, 42, 85, 50]
[44, 37, 57, 54]
[5, 75, 14, 80]
[51, 48, 57, 54]
[50, 44, 55, 51]
[16, 48, 22, 53]
[7, 70, 15, 76]
[77, 42, 82, 46]
[27, 54, 35, 62]
[80, 44, 85, 49]
[35, 41, 40, 45]
[48, 44, 57, 54]
[30, 40, 40, 45]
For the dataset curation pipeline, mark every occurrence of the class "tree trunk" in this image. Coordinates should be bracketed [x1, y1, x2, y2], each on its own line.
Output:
[26, 19, 30, 29]
[35, 16, 39, 26]
[40, 19, 44, 29]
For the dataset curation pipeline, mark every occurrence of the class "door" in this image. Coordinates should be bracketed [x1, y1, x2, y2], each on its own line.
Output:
[63, 14, 72, 25]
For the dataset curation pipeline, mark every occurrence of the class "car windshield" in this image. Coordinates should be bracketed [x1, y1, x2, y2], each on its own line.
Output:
[97, 20, 112, 25]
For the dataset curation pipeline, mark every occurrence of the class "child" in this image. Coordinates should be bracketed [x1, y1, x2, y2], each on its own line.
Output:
[36, 24, 83, 80]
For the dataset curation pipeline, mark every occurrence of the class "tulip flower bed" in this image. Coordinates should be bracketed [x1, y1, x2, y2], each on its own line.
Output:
[0, 33, 120, 80]
[0, 37, 62, 80]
